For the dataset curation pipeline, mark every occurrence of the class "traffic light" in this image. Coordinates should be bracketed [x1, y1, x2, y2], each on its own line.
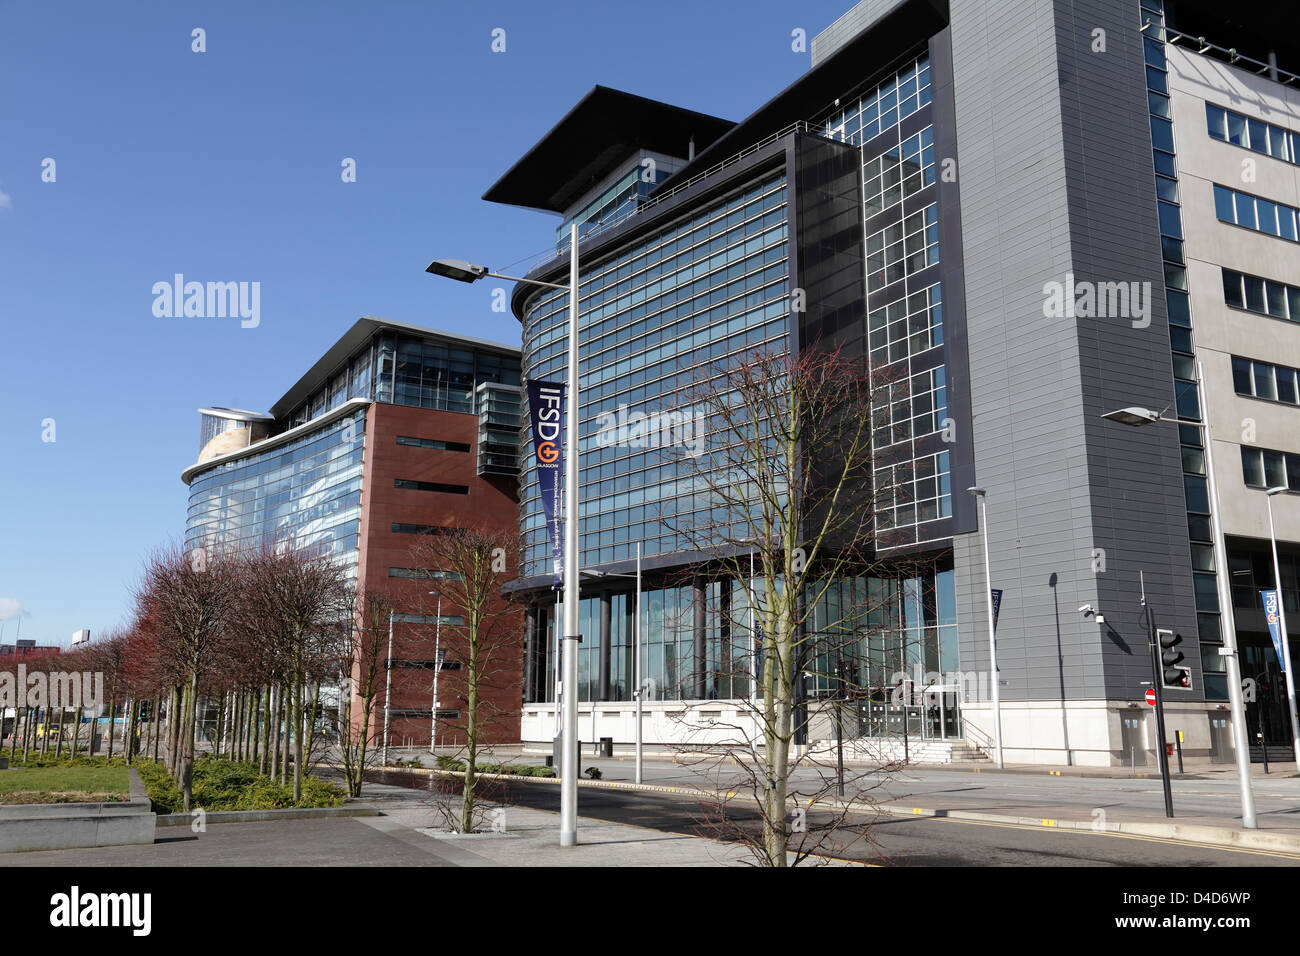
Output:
[1157, 629, 1192, 689]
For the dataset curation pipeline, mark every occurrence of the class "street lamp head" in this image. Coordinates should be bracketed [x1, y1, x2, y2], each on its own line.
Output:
[1101, 406, 1162, 427]
[425, 258, 489, 283]
[967, 486, 986, 498]
[1266, 486, 1289, 497]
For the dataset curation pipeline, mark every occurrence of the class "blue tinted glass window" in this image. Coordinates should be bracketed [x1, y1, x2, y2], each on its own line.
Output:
[1150, 116, 1175, 152]
[1214, 185, 1235, 222]
[1231, 355, 1252, 394]
[1206, 103, 1227, 140]
[1235, 191, 1256, 229]
[1157, 201, 1182, 238]
[1222, 269, 1244, 308]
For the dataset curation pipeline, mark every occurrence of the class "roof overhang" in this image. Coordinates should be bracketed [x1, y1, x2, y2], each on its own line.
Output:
[183, 397, 372, 486]
[482, 86, 735, 214]
[267, 315, 519, 421]
[197, 407, 274, 422]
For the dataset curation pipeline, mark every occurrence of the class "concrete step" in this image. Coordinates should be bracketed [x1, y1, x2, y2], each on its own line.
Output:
[809, 738, 990, 765]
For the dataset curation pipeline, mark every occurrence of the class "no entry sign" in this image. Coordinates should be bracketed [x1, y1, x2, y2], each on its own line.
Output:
[1145, 688, 1157, 706]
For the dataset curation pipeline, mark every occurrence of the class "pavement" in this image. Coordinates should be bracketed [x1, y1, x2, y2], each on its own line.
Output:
[5, 743, 1298, 866]
[0, 775, 766, 867]
[376, 743, 1300, 858]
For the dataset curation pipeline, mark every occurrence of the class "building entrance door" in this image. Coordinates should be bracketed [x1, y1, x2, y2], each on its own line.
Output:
[1208, 715, 1232, 764]
[1120, 715, 1146, 767]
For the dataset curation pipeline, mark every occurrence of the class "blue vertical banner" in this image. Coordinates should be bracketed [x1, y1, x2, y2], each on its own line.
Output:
[991, 588, 1003, 633]
[1261, 590, 1286, 671]
[753, 617, 764, 684]
[527, 380, 565, 589]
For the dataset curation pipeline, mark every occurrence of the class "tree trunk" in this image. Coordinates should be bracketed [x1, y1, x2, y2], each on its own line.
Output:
[124, 696, 136, 764]
[22, 706, 33, 762]
[167, 685, 182, 775]
[213, 692, 225, 759]
[91, 701, 103, 762]
[182, 673, 199, 813]
[280, 682, 291, 786]
[304, 681, 320, 776]
[258, 686, 269, 770]
[355, 691, 375, 799]
[269, 683, 280, 780]
[289, 670, 301, 796]
[461, 626, 481, 834]
[151, 697, 161, 762]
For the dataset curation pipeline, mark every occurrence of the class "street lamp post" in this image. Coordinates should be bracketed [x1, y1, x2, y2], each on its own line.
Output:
[635, 543, 643, 784]
[1102, 359, 1257, 828]
[428, 592, 442, 756]
[382, 610, 394, 766]
[428, 224, 582, 845]
[1264, 487, 1300, 765]
[967, 487, 1004, 768]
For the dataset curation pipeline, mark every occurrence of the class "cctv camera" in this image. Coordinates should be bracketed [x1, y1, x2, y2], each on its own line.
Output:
[1078, 604, 1095, 617]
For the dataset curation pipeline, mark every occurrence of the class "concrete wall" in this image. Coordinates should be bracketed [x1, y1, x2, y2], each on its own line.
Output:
[1165, 43, 1300, 544]
[0, 769, 155, 854]
[946, 0, 1200, 739]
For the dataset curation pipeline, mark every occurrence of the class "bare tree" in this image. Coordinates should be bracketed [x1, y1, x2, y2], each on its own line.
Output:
[332, 585, 395, 796]
[236, 539, 352, 802]
[407, 526, 524, 833]
[135, 541, 240, 811]
[656, 344, 919, 865]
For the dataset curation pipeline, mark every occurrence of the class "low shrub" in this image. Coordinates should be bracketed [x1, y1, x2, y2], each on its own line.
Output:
[134, 758, 344, 812]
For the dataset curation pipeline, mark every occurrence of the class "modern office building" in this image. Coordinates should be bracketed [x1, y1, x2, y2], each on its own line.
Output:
[182, 317, 524, 747]
[488, 0, 1300, 764]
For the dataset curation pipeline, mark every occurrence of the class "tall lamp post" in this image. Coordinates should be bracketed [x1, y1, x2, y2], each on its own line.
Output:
[428, 591, 442, 756]
[1263, 486, 1300, 765]
[428, 224, 583, 845]
[967, 487, 1004, 768]
[1102, 364, 1257, 828]
[382, 609, 394, 766]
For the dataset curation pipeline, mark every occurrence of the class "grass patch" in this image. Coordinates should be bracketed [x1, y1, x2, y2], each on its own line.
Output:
[434, 756, 555, 778]
[0, 765, 129, 804]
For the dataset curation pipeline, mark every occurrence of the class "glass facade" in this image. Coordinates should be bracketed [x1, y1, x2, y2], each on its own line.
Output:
[815, 53, 951, 547]
[185, 408, 366, 569]
[476, 382, 522, 476]
[528, 569, 957, 704]
[555, 158, 675, 250]
[285, 331, 520, 429]
[199, 412, 245, 451]
[521, 171, 791, 575]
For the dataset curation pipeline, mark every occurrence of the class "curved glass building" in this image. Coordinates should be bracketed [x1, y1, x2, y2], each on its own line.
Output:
[181, 316, 524, 748]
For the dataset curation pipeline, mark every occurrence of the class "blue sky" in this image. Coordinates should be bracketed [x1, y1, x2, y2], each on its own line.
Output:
[0, 0, 850, 646]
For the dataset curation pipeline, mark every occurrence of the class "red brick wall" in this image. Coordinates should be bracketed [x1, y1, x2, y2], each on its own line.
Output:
[355, 402, 522, 748]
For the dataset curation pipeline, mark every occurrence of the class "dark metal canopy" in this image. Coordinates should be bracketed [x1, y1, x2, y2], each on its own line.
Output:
[482, 85, 735, 214]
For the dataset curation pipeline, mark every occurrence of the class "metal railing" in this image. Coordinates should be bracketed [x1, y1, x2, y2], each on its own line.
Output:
[525, 120, 835, 276]
[1145, 20, 1300, 86]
